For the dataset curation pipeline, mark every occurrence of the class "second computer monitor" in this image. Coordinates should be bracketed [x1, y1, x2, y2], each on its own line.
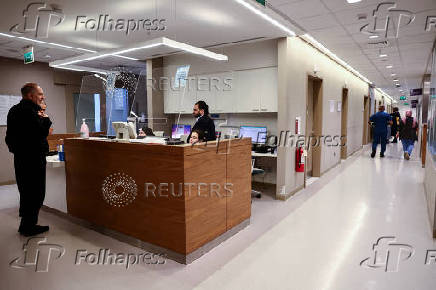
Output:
[172, 124, 191, 139]
[239, 126, 267, 144]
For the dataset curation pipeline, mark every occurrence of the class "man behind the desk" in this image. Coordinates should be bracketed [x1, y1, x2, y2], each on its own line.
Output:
[5, 83, 52, 236]
[188, 100, 216, 142]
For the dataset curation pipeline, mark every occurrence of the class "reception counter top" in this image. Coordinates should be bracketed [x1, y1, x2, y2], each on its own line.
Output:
[63, 137, 252, 263]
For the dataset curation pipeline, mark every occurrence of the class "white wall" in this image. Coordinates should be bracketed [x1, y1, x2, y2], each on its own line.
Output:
[277, 37, 369, 197]
[424, 147, 436, 237]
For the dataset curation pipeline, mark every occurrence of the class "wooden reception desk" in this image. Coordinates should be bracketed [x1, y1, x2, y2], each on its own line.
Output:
[63, 137, 251, 264]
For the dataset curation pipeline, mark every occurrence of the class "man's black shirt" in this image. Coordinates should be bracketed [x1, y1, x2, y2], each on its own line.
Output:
[5, 99, 52, 156]
[190, 115, 216, 141]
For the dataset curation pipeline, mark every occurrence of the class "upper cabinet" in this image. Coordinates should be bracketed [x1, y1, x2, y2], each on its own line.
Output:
[164, 67, 277, 114]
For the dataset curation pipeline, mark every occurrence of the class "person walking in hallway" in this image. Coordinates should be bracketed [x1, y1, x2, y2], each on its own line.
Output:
[5, 83, 52, 236]
[390, 107, 401, 143]
[399, 110, 418, 160]
[369, 105, 392, 158]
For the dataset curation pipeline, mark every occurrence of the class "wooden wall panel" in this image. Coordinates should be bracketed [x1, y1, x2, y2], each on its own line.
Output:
[64, 138, 251, 256]
[184, 142, 227, 254]
[226, 138, 252, 229]
[65, 139, 187, 253]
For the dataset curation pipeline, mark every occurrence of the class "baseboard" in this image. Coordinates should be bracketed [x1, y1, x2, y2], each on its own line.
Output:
[0, 180, 16, 186]
[41, 205, 250, 264]
[276, 185, 304, 201]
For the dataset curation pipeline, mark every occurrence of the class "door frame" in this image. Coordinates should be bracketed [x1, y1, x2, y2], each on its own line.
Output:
[341, 88, 348, 159]
[362, 95, 370, 145]
[306, 75, 323, 178]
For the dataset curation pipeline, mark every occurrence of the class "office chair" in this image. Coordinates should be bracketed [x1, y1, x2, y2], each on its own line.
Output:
[251, 159, 264, 199]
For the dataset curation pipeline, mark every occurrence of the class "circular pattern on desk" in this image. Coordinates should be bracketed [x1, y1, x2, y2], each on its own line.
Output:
[102, 172, 138, 207]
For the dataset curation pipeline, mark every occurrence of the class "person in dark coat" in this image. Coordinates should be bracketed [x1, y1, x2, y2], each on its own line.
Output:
[5, 83, 52, 236]
[369, 105, 392, 158]
[187, 100, 216, 142]
[399, 110, 418, 160]
[390, 107, 401, 143]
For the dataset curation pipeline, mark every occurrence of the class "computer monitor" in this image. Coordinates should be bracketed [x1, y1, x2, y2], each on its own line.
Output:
[112, 122, 137, 140]
[172, 124, 191, 139]
[239, 126, 267, 144]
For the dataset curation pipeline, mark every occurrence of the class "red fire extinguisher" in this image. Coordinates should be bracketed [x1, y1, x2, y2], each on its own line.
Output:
[296, 146, 305, 172]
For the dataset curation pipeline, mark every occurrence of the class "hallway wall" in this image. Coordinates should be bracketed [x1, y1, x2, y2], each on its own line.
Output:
[277, 36, 370, 198]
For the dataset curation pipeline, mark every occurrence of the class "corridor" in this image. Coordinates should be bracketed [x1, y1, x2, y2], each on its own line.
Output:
[0, 143, 433, 290]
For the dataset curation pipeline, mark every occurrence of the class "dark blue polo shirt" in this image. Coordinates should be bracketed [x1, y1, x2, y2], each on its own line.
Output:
[370, 111, 392, 134]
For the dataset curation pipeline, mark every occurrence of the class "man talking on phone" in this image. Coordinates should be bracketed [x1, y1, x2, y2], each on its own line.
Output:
[5, 83, 52, 236]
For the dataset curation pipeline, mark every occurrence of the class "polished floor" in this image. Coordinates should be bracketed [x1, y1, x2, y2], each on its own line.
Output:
[0, 142, 434, 290]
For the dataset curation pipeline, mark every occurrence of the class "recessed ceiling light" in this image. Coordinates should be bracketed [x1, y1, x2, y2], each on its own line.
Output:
[391, 73, 396, 76]
[369, 35, 379, 39]
[233, 0, 296, 36]
[0, 32, 15, 38]
[49, 42, 73, 49]
[76, 47, 97, 53]
[379, 54, 387, 57]
[17, 36, 46, 44]
[45, 55, 51, 58]
[347, 0, 362, 3]
[50, 37, 229, 69]
[386, 65, 393, 69]
[393, 79, 399, 82]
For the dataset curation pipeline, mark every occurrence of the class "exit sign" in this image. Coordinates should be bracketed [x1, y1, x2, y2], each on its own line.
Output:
[23, 46, 34, 64]
[255, 0, 266, 6]
[400, 96, 406, 100]
[403, 102, 409, 105]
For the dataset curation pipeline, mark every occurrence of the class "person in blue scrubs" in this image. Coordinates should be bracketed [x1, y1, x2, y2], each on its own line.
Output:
[369, 105, 393, 158]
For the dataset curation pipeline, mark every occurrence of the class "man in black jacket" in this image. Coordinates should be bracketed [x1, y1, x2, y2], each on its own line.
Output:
[390, 107, 401, 143]
[188, 100, 216, 142]
[5, 83, 52, 236]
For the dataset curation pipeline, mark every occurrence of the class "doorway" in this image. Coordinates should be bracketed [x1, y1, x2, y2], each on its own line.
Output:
[341, 88, 348, 159]
[362, 96, 370, 145]
[306, 76, 323, 178]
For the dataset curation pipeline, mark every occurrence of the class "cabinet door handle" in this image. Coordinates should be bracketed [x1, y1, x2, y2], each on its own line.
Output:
[260, 108, 268, 111]
[252, 109, 260, 111]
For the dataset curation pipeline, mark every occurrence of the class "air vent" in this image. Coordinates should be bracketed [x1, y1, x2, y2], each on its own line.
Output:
[357, 13, 367, 20]
[367, 40, 389, 48]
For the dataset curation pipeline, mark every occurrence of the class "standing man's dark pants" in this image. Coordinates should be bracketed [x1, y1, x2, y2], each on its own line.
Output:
[372, 131, 387, 154]
[14, 154, 46, 228]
